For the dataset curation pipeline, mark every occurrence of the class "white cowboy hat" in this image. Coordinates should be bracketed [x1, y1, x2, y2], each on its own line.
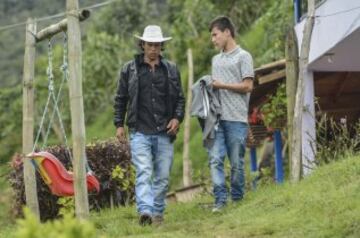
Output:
[135, 25, 172, 42]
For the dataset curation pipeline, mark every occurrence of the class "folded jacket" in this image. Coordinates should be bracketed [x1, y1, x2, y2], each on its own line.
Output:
[191, 75, 221, 148]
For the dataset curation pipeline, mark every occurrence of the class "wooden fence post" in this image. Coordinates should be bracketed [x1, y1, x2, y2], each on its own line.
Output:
[286, 28, 299, 175]
[66, 0, 89, 219]
[22, 18, 40, 219]
[290, 0, 315, 182]
[182, 48, 194, 187]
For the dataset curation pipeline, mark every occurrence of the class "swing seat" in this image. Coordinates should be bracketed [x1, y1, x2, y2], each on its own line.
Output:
[27, 151, 100, 197]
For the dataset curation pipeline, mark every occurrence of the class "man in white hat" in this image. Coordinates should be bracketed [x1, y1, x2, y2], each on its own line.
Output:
[114, 25, 185, 226]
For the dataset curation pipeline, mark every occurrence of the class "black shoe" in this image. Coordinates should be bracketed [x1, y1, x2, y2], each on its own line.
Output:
[139, 213, 152, 226]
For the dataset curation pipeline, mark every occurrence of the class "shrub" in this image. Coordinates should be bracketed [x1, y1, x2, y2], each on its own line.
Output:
[9, 138, 134, 220]
[15, 208, 98, 238]
[261, 83, 287, 129]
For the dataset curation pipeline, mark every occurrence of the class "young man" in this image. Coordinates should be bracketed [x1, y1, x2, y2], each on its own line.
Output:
[208, 16, 254, 212]
[114, 25, 185, 225]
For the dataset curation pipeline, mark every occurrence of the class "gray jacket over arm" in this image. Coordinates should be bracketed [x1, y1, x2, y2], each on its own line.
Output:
[191, 75, 221, 148]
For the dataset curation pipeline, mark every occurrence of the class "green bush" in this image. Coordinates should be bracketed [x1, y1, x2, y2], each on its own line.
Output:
[261, 83, 287, 128]
[15, 208, 98, 238]
[57, 197, 75, 218]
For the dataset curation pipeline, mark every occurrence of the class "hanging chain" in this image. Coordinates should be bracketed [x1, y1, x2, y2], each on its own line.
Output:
[41, 38, 56, 149]
[32, 33, 93, 174]
[32, 38, 55, 152]
[42, 33, 72, 159]
[57, 32, 74, 162]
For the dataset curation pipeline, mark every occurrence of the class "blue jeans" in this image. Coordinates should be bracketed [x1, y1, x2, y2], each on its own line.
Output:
[129, 131, 174, 216]
[208, 120, 248, 206]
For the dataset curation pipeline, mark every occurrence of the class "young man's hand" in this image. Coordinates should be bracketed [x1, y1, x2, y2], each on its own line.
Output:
[116, 127, 127, 142]
[167, 119, 179, 135]
[212, 80, 224, 89]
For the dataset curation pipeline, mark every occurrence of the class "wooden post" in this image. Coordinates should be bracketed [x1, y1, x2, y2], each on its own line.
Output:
[182, 48, 194, 187]
[290, 0, 315, 182]
[285, 28, 299, 174]
[22, 18, 40, 219]
[66, 0, 89, 219]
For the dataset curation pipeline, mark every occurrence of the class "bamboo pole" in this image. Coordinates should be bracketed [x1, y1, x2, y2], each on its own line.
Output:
[290, 0, 315, 182]
[22, 18, 40, 219]
[285, 28, 299, 174]
[66, 0, 89, 219]
[35, 9, 90, 43]
[182, 48, 194, 187]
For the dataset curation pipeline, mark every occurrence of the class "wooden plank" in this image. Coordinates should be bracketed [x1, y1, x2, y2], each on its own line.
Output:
[66, 0, 89, 219]
[291, 0, 316, 182]
[182, 48, 193, 187]
[22, 18, 40, 219]
[255, 59, 286, 75]
[258, 69, 286, 85]
[285, 28, 299, 170]
[35, 9, 90, 43]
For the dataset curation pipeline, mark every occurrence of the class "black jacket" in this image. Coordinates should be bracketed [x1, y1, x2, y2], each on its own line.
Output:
[114, 55, 185, 137]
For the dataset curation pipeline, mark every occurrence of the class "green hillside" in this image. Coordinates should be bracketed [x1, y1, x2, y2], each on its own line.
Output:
[1, 156, 359, 237]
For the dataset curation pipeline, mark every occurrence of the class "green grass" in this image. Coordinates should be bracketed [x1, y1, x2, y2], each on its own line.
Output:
[2, 155, 359, 238]
[0, 164, 13, 228]
[91, 156, 360, 237]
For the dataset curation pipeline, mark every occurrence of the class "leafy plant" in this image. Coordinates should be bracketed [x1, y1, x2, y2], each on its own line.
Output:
[111, 164, 135, 191]
[261, 83, 287, 128]
[57, 197, 75, 218]
[15, 207, 98, 238]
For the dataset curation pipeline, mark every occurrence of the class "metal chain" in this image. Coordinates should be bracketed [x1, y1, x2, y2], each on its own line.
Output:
[33, 93, 52, 152]
[32, 38, 55, 152]
[32, 33, 93, 174]
[42, 33, 73, 161]
[41, 38, 56, 149]
[58, 32, 74, 163]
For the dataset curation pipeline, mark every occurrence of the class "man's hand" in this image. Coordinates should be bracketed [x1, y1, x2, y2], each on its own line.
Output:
[212, 80, 224, 89]
[116, 127, 127, 142]
[167, 118, 180, 135]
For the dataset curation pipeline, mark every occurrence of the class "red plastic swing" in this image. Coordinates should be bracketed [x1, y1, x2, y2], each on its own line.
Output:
[27, 151, 100, 197]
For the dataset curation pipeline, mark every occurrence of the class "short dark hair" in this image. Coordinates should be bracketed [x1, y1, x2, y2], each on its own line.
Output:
[209, 16, 235, 38]
[138, 40, 165, 51]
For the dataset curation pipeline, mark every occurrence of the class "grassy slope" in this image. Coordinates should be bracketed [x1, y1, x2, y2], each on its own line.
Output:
[89, 156, 360, 237]
[2, 155, 354, 238]
[89, 155, 360, 237]
[1, 100, 359, 237]
[2, 156, 360, 237]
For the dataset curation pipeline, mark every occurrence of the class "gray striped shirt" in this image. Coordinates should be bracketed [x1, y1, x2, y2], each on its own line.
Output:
[211, 46, 254, 123]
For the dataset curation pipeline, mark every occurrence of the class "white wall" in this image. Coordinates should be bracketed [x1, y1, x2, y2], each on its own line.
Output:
[295, 0, 360, 66]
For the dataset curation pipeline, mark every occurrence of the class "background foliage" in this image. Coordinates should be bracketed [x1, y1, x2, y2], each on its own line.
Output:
[0, 0, 293, 191]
